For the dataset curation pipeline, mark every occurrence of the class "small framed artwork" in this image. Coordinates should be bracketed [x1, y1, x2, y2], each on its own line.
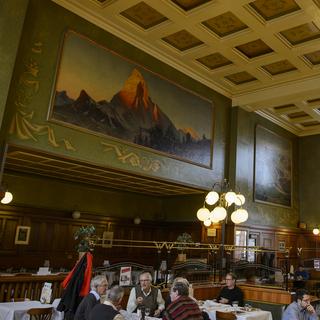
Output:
[278, 240, 286, 251]
[15, 226, 31, 245]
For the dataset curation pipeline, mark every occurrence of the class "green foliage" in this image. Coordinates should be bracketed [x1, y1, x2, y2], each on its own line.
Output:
[74, 225, 96, 252]
[176, 232, 193, 252]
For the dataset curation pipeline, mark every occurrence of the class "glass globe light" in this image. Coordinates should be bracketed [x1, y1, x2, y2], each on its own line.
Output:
[225, 191, 237, 206]
[237, 208, 248, 223]
[204, 219, 212, 227]
[313, 228, 320, 235]
[197, 207, 210, 221]
[209, 210, 221, 223]
[205, 191, 219, 205]
[234, 194, 245, 206]
[1, 191, 13, 204]
[231, 209, 243, 224]
[212, 206, 227, 221]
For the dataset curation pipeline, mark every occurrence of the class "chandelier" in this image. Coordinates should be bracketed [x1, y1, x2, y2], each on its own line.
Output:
[196, 179, 248, 226]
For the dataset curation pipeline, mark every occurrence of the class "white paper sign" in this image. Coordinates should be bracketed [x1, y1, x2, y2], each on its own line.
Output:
[40, 282, 52, 304]
[119, 266, 131, 286]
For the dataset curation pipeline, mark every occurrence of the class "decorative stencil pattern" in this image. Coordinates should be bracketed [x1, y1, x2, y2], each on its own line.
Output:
[197, 52, 232, 69]
[249, 0, 300, 20]
[162, 30, 204, 51]
[120, 2, 168, 29]
[202, 11, 248, 37]
[262, 59, 297, 75]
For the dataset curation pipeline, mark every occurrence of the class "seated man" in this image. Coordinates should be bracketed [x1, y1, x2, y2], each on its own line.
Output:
[217, 273, 244, 307]
[74, 275, 108, 320]
[89, 285, 124, 320]
[282, 289, 317, 320]
[127, 271, 164, 317]
[295, 265, 310, 280]
[163, 282, 203, 320]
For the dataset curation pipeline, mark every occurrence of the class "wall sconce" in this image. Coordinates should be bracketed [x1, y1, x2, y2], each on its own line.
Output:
[313, 227, 320, 235]
[134, 217, 141, 225]
[196, 179, 248, 226]
[0, 185, 13, 205]
[72, 210, 81, 219]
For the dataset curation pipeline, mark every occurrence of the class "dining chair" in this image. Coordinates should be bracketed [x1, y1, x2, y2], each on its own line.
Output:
[215, 310, 236, 320]
[27, 307, 53, 320]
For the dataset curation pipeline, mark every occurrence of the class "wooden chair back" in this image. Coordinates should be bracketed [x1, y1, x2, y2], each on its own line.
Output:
[27, 307, 53, 320]
[215, 310, 236, 320]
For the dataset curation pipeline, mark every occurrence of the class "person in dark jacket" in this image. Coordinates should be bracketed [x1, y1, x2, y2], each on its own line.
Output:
[89, 285, 124, 320]
[74, 275, 108, 320]
[217, 273, 243, 307]
[163, 282, 203, 320]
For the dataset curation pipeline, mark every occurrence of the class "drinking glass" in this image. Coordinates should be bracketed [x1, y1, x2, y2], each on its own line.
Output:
[145, 308, 150, 317]
[232, 301, 239, 312]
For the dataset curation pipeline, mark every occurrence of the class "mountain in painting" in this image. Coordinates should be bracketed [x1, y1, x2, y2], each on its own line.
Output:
[53, 68, 211, 165]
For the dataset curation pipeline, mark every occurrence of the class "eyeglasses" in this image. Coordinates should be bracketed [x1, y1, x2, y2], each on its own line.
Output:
[140, 279, 151, 282]
[225, 278, 233, 281]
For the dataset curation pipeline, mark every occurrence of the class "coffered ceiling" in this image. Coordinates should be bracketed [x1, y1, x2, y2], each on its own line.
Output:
[51, 0, 320, 136]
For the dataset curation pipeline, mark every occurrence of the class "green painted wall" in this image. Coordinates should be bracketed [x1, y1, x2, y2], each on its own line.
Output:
[0, 0, 29, 128]
[232, 108, 299, 228]
[299, 134, 320, 228]
[5, 0, 230, 191]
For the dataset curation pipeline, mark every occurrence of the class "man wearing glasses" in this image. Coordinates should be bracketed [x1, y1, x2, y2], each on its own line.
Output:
[217, 273, 244, 307]
[127, 271, 164, 317]
[74, 275, 108, 320]
[282, 289, 317, 320]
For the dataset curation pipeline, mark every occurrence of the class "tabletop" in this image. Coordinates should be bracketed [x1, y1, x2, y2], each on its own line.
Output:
[201, 300, 272, 320]
[0, 299, 62, 320]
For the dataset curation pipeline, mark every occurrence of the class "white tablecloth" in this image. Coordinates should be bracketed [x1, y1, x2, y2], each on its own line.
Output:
[202, 301, 272, 320]
[0, 299, 63, 320]
[120, 310, 159, 320]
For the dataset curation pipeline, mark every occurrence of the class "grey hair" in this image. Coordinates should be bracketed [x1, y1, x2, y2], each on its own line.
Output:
[107, 285, 124, 303]
[91, 275, 108, 291]
[172, 277, 189, 287]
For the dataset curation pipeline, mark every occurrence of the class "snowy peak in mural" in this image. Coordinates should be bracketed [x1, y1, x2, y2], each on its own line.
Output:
[53, 68, 211, 166]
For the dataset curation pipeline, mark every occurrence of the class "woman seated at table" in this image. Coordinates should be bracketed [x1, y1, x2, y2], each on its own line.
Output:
[216, 273, 244, 307]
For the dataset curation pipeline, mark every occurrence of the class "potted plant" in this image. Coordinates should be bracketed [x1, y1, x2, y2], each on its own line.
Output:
[74, 225, 96, 258]
[176, 232, 193, 262]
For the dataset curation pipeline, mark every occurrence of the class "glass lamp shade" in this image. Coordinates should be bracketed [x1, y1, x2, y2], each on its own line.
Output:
[231, 210, 242, 224]
[197, 207, 210, 221]
[204, 219, 212, 227]
[231, 208, 248, 224]
[205, 191, 219, 205]
[225, 191, 237, 206]
[313, 228, 320, 235]
[234, 194, 245, 206]
[212, 206, 227, 221]
[209, 210, 221, 223]
[1, 191, 13, 204]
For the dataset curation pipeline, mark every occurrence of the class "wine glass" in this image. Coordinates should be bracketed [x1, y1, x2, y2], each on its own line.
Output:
[145, 308, 150, 317]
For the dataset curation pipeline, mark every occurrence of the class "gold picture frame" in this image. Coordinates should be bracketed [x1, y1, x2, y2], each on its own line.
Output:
[15, 226, 31, 245]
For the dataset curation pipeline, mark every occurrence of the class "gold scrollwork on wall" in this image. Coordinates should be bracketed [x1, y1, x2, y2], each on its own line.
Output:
[9, 40, 76, 152]
[101, 142, 161, 172]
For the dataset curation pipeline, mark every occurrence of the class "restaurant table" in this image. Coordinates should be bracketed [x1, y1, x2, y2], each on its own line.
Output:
[120, 310, 159, 320]
[201, 301, 273, 320]
[0, 299, 63, 320]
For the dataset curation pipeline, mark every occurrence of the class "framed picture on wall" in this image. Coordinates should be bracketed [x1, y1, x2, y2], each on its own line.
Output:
[48, 30, 214, 168]
[254, 125, 292, 207]
[15, 226, 31, 245]
[278, 240, 286, 251]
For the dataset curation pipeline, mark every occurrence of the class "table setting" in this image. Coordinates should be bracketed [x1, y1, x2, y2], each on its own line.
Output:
[199, 300, 273, 320]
